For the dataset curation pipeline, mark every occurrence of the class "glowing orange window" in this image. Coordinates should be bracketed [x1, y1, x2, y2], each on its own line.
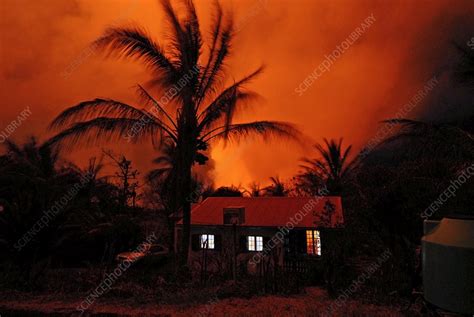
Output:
[306, 230, 321, 255]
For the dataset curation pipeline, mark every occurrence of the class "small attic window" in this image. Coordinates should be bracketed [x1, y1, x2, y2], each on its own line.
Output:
[224, 212, 240, 225]
[223, 207, 245, 225]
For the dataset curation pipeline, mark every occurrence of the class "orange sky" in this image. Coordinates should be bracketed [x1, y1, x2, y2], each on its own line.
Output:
[1, 0, 474, 187]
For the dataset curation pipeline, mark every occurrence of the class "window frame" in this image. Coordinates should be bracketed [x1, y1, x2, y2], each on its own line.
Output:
[200, 234, 215, 250]
[306, 230, 321, 256]
[247, 235, 264, 252]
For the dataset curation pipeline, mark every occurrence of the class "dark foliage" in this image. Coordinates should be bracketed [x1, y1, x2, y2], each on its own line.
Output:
[0, 138, 144, 289]
[47, 0, 301, 263]
[208, 186, 244, 197]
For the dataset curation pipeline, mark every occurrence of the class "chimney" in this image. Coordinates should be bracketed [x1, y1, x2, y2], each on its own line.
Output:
[223, 206, 245, 225]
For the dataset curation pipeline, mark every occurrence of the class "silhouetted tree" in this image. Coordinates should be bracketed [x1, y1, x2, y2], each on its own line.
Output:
[146, 140, 203, 250]
[246, 182, 262, 197]
[104, 150, 140, 209]
[297, 138, 355, 195]
[48, 0, 300, 263]
[210, 186, 243, 197]
[341, 45, 474, 297]
[0, 138, 143, 280]
[0, 137, 83, 281]
[264, 176, 288, 197]
[381, 42, 473, 158]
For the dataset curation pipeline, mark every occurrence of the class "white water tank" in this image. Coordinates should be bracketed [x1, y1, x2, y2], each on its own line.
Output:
[422, 216, 474, 314]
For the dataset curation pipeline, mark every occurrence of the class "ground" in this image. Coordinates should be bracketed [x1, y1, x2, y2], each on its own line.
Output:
[0, 287, 424, 317]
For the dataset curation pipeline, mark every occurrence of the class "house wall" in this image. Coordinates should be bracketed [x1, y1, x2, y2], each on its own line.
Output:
[175, 225, 339, 275]
[188, 225, 282, 274]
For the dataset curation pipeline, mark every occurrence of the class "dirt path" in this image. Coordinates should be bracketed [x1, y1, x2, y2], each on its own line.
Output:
[0, 288, 413, 316]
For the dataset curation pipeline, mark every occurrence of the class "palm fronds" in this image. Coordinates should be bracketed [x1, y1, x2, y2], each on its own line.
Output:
[49, 99, 151, 130]
[197, 17, 234, 101]
[383, 118, 473, 143]
[48, 0, 301, 262]
[135, 84, 179, 130]
[264, 176, 288, 197]
[202, 121, 301, 144]
[47, 117, 167, 148]
[197, 66, 264, 131]
[94, 26, 177, 86]
[297, 138, 355, 195]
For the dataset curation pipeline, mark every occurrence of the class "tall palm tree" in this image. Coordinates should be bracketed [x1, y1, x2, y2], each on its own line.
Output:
[146, 140, 201, 250]
[47, 0, 300, 262]
[297, 138, 355, 195]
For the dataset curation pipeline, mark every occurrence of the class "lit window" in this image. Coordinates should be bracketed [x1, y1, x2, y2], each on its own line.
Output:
[247, 236, 263, 251]
[200, 234, 215, 249]
[306, 230, 321, 255]
[256, 236, 263, 251]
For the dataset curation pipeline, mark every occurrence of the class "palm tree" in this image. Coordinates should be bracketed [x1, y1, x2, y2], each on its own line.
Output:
[247, 182, 262, 197]
[297, 138, 355, 195]
[2, 137, 61, 179]
[0, 137, 85, 280]
[210, 185, 244, 197]
[381, 44, 474, 160]
[47, 0, 300, 262]
[264, 176, 288, 197]
[383, 119, 473, 143]
[146, 140, 202, 250]
[293, 170, 323, 197]
[147, 141, 176, 186]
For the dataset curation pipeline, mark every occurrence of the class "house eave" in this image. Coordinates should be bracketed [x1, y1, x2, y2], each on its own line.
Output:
[175, 223, 344, 230]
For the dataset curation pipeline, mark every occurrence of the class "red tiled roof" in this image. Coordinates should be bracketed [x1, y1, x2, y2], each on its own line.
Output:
[179, 197, 344, 228]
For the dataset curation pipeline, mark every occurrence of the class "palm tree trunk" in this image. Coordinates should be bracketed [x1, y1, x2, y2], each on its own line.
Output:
[181, 194, 191, 265]
[179, 145, 193, 265]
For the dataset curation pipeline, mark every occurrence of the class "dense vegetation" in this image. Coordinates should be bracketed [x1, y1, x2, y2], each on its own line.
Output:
[0, 0, 472, 314]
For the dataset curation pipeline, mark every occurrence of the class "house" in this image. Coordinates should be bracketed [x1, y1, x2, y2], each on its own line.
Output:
[175, 196, 344, 274]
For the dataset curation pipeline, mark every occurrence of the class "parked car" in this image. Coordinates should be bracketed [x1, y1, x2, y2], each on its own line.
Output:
[116, 243, 168, 263]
